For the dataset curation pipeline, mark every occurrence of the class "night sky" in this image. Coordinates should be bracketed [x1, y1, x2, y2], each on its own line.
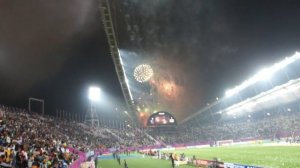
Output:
[1, 0, 300, 121]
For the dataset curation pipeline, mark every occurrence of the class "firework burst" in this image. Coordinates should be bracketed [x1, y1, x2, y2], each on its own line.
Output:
[134, 64, 154, 83]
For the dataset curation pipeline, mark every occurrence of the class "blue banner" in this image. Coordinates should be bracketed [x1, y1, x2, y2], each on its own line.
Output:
[224, 162, 263, 168]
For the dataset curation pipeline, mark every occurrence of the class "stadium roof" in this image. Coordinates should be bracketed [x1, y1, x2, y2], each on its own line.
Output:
[180, 52, 300, 125]
[225, 52, 300, 97]
[223, 78, 300, 115]
[180, 77, 300, 125]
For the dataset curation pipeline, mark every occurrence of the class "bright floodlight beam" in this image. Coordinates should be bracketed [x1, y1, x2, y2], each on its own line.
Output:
[225, 52, 300, 97]
[88, 86, 101, 101]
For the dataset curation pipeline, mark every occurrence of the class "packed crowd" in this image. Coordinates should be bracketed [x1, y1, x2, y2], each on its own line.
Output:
[151, 109, 300, 145]
[0, 105, 156, 167]
[0, 106, 78, 167]
[2, 102, 300, 167]
[109, 127, 157, 147]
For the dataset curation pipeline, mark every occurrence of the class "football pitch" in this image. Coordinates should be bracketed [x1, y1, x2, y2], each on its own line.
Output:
[96, 144, 300, 168]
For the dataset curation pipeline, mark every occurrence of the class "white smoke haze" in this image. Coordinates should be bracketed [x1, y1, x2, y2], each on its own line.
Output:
[116, 0, 236, 120]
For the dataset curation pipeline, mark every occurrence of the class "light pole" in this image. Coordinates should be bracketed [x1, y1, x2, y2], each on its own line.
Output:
[85, 86, 101, 127]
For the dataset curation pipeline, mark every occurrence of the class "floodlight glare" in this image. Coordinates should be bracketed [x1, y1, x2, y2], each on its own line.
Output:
[88, 86, 101, 101]
[225, 89, 235, 97]
[225, 78, 300, 115]
[255, 68, 273, 81]
[225, 52, 300, 98]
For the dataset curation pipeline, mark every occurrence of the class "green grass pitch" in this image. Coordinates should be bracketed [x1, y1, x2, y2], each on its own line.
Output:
[97, 144, 300, 168]
[97, 156, 194, 168]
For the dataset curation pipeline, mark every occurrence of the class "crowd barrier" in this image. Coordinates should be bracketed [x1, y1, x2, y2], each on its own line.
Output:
[68, 148, 105, 168]
[68, 147, 86, 168]
[190, 159, 262, 168]
[80, 161, 95, 168]
[224, 163, 262, 168]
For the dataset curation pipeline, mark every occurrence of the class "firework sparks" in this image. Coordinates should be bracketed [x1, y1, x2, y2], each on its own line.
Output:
[134, 64, 154, 83]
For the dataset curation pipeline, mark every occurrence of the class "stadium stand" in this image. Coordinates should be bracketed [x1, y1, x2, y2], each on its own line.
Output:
[1, 101, 300, 167]
[148, 102, 300, 145]
[0, 105, 156, 167]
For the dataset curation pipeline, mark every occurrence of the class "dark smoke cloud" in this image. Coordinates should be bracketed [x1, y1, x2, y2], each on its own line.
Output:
[0, 0, 97, 100]
[116, 0, 237, 120]
[116, 0, 300, 120]
[1, 0, 300, 120]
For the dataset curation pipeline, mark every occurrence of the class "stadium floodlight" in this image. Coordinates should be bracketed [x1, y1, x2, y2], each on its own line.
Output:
[255, 68, 273, 81]
[244, 101, 256, 111]
[225, 52, 300, 98]
[227, 106, 240, 115]
[225, 89, 236, 97]
[88, 86, 101, 102]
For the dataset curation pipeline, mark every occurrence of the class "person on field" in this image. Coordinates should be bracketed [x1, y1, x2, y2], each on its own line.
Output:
[170, 153, 175, 168]
[124, 159, 128, 168]
[117, 155, 121, 165]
